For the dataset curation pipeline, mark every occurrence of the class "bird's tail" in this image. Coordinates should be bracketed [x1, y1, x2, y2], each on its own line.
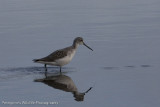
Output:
[33, 59, 40, 62]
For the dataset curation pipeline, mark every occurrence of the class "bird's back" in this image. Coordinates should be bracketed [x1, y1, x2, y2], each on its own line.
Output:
[33, 46, 74, 62]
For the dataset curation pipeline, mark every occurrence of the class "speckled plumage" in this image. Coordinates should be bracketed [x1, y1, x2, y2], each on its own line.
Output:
[33, 37, 93, 72]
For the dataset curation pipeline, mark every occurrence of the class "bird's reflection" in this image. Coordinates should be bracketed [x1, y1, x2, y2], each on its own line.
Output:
[34, 72, 92, 101]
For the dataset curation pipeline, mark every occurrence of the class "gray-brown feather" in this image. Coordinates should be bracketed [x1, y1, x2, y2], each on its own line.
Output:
[33, 46, 73, 62]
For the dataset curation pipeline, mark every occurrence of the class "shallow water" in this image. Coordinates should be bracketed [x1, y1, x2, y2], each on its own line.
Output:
[0, 0, 160, 107]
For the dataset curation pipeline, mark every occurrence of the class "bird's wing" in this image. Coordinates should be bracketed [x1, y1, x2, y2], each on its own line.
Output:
[36, 49, 68, 62]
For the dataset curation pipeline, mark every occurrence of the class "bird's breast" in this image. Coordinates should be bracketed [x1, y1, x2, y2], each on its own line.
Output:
[68, 50, 76, 60]
[55, 50, 76, 66]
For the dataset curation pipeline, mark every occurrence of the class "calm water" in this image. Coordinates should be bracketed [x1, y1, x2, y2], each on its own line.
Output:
[0, 0, 160, 107]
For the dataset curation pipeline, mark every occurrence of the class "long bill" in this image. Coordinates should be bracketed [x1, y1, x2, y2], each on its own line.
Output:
[83, 42, 93, 51]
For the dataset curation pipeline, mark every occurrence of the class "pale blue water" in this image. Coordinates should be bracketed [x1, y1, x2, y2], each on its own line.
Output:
[0, 0, 160, 107]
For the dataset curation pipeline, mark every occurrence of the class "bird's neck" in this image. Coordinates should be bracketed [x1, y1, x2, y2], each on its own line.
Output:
[72, 42, 79, 49]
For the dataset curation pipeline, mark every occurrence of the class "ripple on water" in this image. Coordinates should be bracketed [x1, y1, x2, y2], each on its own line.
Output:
[0, 67, 75, 81]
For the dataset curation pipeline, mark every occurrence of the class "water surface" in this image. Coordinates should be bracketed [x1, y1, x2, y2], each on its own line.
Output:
[0, 0, 160, 107]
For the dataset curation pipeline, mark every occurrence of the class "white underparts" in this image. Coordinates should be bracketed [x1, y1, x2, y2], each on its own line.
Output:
[35, 50, 76, 66]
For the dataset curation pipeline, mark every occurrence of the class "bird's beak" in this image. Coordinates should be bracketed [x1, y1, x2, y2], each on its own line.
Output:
[83, 42, 93, 51]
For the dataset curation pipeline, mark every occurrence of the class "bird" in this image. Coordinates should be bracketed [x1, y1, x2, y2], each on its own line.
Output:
[33, 37, 93, 73]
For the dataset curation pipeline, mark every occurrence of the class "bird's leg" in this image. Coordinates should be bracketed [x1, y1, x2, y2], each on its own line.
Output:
[44, 64, 47, 72]
[60, 66, 62, 74]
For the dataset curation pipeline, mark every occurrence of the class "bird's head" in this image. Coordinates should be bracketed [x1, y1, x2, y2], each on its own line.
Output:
[73, 37, 93, 51]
